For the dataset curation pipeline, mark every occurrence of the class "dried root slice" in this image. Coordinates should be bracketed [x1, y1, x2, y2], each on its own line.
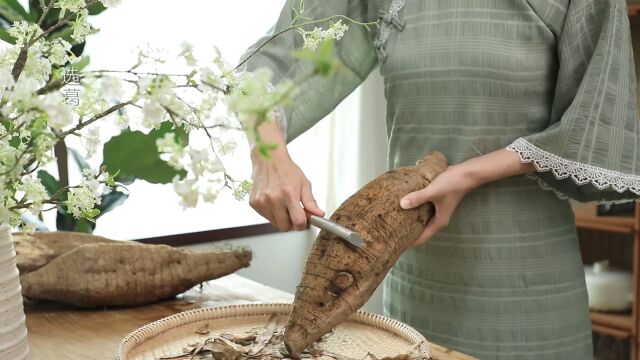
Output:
[164, 326, 419, 360]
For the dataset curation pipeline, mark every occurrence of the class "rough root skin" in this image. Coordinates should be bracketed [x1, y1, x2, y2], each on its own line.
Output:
[13, 231, 116, 274]
[284, 152, 448, 356]
[20, 242, 252, 308]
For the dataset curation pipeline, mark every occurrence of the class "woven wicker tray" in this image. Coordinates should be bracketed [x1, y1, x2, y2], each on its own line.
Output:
[115, 303, 431, 360]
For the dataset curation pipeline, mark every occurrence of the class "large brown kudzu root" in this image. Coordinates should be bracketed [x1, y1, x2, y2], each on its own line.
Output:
[13, 231, 116, 274]
[284, 152, 447, 357]
[20, 242, 252, 307]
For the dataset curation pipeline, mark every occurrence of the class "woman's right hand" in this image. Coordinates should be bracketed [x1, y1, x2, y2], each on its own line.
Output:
[249, 122, 324, 232]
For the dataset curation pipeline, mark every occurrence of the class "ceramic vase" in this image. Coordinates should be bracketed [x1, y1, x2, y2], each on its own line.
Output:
[0, 225, 29, 359]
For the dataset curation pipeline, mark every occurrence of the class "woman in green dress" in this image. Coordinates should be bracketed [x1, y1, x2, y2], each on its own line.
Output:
[241, 0, 640, 358]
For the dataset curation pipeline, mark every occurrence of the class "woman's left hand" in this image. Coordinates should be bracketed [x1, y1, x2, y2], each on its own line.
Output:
[399, 165, 478, 246]
[399, 149, 536, 246]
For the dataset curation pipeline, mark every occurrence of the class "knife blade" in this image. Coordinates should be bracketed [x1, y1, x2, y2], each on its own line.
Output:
[309, 215, 366, 249]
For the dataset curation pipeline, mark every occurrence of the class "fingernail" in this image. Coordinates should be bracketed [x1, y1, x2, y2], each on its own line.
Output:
[400, 198, 410, 209]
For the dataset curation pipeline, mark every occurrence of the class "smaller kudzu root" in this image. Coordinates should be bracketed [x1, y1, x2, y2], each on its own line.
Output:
[20, 242, 252, 307]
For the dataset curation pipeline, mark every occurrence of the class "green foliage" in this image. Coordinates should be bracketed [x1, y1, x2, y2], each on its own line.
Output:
[71, 54, 90, 70]
[86, 2, 107, 16]
[0, 27, 15, 43]
[0, 0, 29, 24]
[38, 151, 130, 233]
[37, 169, 62, 198]
[0, 0, 106, 45]
[102, 121, 188, 184]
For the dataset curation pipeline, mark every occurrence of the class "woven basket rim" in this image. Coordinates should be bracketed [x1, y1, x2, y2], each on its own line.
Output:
[115, 302, 431, 360]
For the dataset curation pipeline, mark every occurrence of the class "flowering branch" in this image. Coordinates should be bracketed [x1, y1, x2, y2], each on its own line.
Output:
[235, 14, 378, 71]
[58, 100, 134, 138]
[0, 0, 375, 228]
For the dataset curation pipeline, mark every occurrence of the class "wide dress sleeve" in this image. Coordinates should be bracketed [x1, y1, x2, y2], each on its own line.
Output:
[236, 0, 380, 143]
[507, 0, 640, 203]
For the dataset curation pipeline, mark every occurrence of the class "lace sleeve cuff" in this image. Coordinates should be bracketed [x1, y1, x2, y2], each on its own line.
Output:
[506, 137, 640, 203]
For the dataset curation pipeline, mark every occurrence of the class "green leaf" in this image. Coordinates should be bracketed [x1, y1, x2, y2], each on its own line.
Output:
[29, 116, 47, 137]
[69, 147, 90, 172]
[87, 2, 106, 15]
[97, 189, 128, 216]
[4, 0, 28, 18]
[37, 170, 61, 198]
[49, 25, 76, 44]
[56, 207, 76, 231]
[105, 169, 119, 187]
[71, 55, 90, 71]
[0, 27, 15, 44]
[102, 122, 188, 184]
[82, 208, 100, 220]
[27, 0, 42, 22]
[8, 136, 20, 148]
[73, 217, 95, 233]
[0, 0, 28, 22]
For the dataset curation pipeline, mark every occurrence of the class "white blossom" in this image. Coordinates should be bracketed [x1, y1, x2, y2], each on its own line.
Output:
[9, 77, 40, 105]
[48, 39, 73, 66]
[188, 148, 224, 177]
[142, 100, 166, 128]
[0, 66, 15, 100]
[233, 180, 252, 201]
[23, 42, 52, 83]
[202, 187, 219, 203]
[136, 76, 153, 95]
[172, 176, 198, 208]
[199, 67, 224, 91]
[179, 42, 197, 66]
[226, 69, 295, 129]
[71, 9, 91, 42]
[66, 187, 99, 218]
[28, 204, 42, 217]
[156, 133, 184, 170]
[99, 0, 121, 7]
[65, 170, 105, 219]
[18, 177, 48, 203]
[54, 0, 85, 18]
[302, 20, 349, 51]
[82, 127, 101, 158]
[41, 92, 74, 130]
[8, 21, 42, 46]
[116, 112, 130, 129]
[99, 76, 123, 100]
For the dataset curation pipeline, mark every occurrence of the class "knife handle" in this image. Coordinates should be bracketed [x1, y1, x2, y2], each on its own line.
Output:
[308, 215, 366, 248]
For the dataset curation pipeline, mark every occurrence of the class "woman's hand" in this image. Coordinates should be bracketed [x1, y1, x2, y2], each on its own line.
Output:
[248, 121, 324, 232]
[399, 165, 477, 246]
[399, 149, 536, 246]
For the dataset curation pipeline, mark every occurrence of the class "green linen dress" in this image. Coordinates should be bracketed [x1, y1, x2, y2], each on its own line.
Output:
[239, 0, 640, 358]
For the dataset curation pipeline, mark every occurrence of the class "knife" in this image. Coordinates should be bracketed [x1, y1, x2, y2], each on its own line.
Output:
[308, 215, 367, 249]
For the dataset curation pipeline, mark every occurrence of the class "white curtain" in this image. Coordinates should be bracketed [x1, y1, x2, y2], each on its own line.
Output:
[291, 71, 388, 214]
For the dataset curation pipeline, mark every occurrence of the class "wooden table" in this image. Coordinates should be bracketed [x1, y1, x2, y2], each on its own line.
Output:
[25, 274, 475, 360]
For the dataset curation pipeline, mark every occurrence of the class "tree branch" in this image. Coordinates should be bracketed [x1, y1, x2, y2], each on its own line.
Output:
[58, 100, 134, 138]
